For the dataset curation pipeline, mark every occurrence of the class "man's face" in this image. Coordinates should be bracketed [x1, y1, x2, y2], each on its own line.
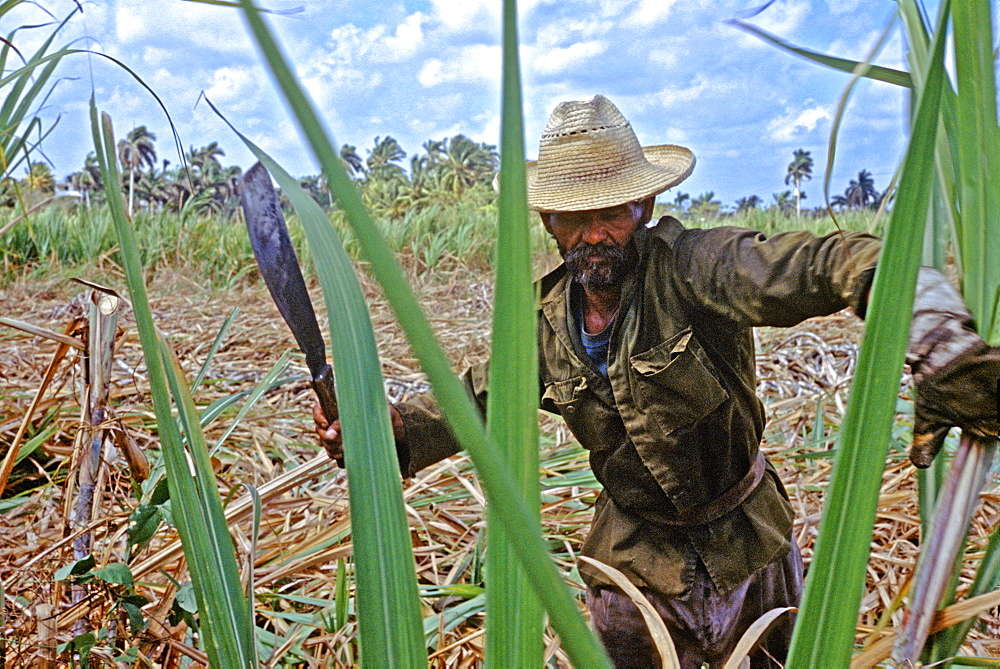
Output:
[542, 200, 650, 289]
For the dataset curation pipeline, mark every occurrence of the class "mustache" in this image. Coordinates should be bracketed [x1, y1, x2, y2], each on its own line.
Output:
[564, 242, 628, 266]
[564, 242, 632, 288]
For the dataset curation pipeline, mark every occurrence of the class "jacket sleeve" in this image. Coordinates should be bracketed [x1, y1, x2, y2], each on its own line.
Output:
[664, 223, 880, 327]
[393, 360, 489, 477]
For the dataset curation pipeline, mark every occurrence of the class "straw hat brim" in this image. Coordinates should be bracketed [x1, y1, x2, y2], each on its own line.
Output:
[526, 144, 695, 213]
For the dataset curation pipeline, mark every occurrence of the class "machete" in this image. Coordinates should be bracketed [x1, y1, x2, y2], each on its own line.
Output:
[238, 161, 342, 464]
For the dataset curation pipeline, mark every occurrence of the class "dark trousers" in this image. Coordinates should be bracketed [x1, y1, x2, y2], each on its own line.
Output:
[586, 542, 804, 668]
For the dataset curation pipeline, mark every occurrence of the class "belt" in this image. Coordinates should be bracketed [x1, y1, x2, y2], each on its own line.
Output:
[660, 451, 768, 527]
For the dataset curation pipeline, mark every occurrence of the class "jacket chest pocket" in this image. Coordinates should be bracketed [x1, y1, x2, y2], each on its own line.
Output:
[542, 376, 624, 450]
[629, 329, 729, 437]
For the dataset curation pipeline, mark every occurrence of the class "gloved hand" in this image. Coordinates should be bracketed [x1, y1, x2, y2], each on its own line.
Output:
[911, 341, 1000, 467]
[907, 268, 1000, 467]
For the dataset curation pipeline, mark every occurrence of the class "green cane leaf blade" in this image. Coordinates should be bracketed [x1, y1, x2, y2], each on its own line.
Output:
[787, 2, 950, 664]
[90, 100, 255, 668]
[234, 2, 609, 664]
[484, 0, 543, 664]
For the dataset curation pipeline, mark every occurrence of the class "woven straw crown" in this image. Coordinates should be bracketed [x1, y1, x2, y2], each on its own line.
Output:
[526, 95, 695, 212]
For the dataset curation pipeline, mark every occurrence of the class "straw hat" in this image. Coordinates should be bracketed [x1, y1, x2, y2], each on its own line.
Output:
[526, 95, 695, 212]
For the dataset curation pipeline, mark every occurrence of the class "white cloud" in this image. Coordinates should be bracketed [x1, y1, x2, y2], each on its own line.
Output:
[417, 45, 500, 87]
[533, 41, 608, 76]
[325, 23, 378, 61]
[111, 1, 251, 53]
[534, 16, 609, 45]
[115, 7, 145, 43]
[417, 60, 444, 87]
[826, 0, 864, 15]
[623, 0, 680, 28]
[753, 0, 810, 37]
[475, 112, 502, 147]
[767, 104, 832, 142]
[663, 127, 691, 145]
[28, 0, 912, 210]
[382, 13, 426, 62]
[141, 46, 173, 67]
[648, 47, 680, 68]
[298, 13, 428, 105]
[299, 24, 383, 107]
[653, 76, 735, 109]
[205, 67, 261, 106]
[597, 0, 635, 20]
[427, 0, 499, 32]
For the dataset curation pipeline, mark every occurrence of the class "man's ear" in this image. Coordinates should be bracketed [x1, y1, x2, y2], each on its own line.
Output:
[640, 197, 656, 224]
[539, 212, 554, 235]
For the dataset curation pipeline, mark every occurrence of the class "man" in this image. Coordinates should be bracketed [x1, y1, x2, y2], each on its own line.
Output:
[316, 95, 999, 667]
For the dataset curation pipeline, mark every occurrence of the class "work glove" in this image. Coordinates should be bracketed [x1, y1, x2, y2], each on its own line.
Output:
[906, 268, 1000, 468]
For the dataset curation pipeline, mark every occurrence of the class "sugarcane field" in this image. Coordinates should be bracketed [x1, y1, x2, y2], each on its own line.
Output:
[1, 236, 997, 665]
[5, 0, 1000, 667]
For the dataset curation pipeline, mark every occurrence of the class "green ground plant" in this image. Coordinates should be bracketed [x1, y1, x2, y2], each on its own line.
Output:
[1, 202, 877, 287]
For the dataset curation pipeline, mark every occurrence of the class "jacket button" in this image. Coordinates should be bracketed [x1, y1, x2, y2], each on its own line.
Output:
[566, 405, 576, 415]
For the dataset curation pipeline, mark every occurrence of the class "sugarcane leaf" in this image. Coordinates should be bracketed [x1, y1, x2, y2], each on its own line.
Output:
[210, 109, 425, 663]
[211, 351, 290, 454]
[234, 1, 610, 665]
[192, 306, 240, 389]
[951, 0, 1000, 342]
[921, 0, 1000, 658]
[727, 19, 913, 88]
[90, 100, 255, 668]
[484, 0, 544, 664]
[786, 2, 950, 665]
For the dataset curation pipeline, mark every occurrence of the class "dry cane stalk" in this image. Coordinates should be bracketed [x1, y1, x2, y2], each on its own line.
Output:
[69, 292, 120, 635]
[891, 432, 999, 664]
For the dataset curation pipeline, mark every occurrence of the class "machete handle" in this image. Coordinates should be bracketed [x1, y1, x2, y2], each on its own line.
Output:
[312, 363, 343, 467]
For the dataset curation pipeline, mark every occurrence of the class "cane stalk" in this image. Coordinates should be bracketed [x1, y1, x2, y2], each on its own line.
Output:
[893, 434, 998, 661]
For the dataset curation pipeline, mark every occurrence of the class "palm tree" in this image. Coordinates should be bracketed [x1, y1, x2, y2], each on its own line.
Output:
[397, 154, 434, 211]
[845, 169, 879, 209]
[118, 126, 157, 216]
[422, 138, 446, 166]
[366, 136, 408, 182]
[21, 161, 55, 199]
[669, 191, 690, 216]
[436, 134, 499, 198]
[735, 195, 763, 212]
[785, 148, 813, 218]
[340, 144, 365, 178]
[188, 141, 225, 172]
[773, 190, 795, 215]
[69, 152, 103, 207]
[299, 173, 332, 209]
[69, 170, 98, 208]
[688, 191, 722, 220]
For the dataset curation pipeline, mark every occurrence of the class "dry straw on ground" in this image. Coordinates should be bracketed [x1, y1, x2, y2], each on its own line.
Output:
[1, 258, 997, 666]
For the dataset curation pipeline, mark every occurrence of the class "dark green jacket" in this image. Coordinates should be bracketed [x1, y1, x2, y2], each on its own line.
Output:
[397, 216, 881, 596]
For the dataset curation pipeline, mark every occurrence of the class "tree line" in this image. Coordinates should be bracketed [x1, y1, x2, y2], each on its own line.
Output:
[0, 128, 501, 221]
[3, 137, 883, 222]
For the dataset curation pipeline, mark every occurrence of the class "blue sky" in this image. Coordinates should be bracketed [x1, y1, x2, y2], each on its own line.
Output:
[14, 0, 911, 209]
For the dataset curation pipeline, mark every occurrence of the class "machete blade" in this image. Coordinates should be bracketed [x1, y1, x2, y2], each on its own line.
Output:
[239, 161, 339, 429]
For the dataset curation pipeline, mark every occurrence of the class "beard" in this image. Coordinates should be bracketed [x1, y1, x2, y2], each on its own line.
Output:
[564, 241, 636, 289]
